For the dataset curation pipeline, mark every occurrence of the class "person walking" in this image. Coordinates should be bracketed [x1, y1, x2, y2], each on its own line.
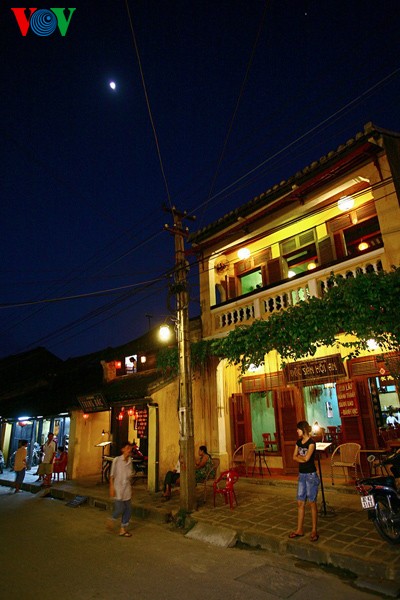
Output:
[14, 440, 28, 493]
[289, 421, 320, 542]
[107, 441, 134, 537]
[37, 432, 56, 487]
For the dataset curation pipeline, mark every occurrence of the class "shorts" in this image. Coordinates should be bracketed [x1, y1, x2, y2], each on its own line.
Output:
[15, 468, 25, 485]
[38, 463, 53, 476]
[297, 472, 320, 502]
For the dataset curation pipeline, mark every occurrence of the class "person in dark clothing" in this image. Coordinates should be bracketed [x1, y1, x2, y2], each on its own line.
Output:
[289, 420, 320, 542]
[162, 457, 180, 500]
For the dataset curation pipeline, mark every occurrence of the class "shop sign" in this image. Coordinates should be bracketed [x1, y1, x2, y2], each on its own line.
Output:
[134, 407, 148, 439]
[336, 380, 359, 418]
[77, 393, 108, 413]
[284, 354, 346, 385]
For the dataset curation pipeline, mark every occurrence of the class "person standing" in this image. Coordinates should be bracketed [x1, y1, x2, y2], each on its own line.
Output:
[14, 440, 28, 493]
[37, 432, 56, 487]
[107, 441, 133, 537]
[289, 421, 320, 542]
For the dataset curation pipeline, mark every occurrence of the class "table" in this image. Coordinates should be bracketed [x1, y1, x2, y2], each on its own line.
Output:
[315, 442, 333, 517]
[95, 441, 112, 483]
[252, 448, 271, 477]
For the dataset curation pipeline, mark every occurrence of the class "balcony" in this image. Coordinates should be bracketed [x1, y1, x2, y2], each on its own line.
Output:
[211, 248, 384, 335]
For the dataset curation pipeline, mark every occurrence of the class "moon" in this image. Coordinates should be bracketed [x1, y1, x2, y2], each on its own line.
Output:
[109, 81, 116, 90]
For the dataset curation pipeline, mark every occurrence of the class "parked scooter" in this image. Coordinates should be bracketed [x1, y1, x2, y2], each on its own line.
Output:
[356, 450, 400, 544]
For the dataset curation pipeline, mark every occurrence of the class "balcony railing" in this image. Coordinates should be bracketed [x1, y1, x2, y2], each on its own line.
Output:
[212, 248, 385, 334]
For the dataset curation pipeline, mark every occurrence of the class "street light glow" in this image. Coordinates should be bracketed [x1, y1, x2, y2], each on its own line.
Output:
[159, 324, 171, 341]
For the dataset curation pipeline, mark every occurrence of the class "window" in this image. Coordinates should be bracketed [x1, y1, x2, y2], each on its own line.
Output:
[329, 203, 382, 260]
[280, 229, 317, 276]
[240, 268, 263, 294]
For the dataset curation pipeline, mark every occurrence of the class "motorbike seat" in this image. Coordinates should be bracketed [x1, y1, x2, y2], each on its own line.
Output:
[360, 475, 396, 488]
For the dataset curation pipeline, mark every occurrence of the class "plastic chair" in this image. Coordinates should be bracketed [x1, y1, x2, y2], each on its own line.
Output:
[231, 442, 255, 476]
[52, 452, 68, 481]
[213, 469, 239, 509]
[330, 443, 361, 485]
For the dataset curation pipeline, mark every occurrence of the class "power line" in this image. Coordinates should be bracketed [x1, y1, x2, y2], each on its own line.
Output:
[125, 0, 173, 210]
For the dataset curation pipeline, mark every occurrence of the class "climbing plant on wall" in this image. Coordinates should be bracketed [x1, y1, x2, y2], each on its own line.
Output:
[157, 267, 400, 375]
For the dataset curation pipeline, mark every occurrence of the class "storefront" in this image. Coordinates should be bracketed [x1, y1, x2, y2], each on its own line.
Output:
[231, 353, 399, 474]
[3, 413, 70, 469]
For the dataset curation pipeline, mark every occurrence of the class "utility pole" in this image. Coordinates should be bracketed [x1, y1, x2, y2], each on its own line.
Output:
[164, 206, 196, 512]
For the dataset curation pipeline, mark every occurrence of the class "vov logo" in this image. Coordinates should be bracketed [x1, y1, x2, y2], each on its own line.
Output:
[11, 8, 76, 37]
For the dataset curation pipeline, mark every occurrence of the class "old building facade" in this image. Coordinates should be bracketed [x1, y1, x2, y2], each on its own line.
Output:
[190, 123, 400, 474]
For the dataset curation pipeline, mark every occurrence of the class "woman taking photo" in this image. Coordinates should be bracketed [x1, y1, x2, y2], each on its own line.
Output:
[289, 420, 320, 542]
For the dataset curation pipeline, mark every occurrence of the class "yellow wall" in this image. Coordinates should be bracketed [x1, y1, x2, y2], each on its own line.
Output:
[69, 410, 111, 479]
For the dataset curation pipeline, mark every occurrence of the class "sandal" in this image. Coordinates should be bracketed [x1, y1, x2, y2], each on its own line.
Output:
[310, 533, 319, 542]
[119, 531, 132, 537]
[288, 532, 304, 539]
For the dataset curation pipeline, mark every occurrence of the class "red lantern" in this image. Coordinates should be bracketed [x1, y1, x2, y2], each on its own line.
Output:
[115, 360, 122, 369]
[83, 413, 89, 420]
[128, 407, 135, 417]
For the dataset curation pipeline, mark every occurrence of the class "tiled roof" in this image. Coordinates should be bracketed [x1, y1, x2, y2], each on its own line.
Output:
[190, 123, 385, 245]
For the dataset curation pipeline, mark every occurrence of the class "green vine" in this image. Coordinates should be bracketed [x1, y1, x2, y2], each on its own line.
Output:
[157, 267, 400, 375]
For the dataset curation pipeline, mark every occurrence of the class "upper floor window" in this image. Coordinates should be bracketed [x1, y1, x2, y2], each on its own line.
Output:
[328, 202, 382, 260]
[280, 228, 317, 277]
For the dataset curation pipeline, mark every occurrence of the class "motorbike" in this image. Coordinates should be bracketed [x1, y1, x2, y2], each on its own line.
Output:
[102, 444, 148, 484]
[356, 450, 400, 545]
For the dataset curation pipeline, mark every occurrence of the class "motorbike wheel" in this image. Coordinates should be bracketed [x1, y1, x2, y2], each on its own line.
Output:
[374, 495, 400, 545]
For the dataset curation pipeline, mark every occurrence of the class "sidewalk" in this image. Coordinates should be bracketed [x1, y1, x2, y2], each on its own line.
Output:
[1, 468, 399, 590]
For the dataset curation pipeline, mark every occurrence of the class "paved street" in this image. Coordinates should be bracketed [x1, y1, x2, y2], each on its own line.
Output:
[0, 486, 389, 600]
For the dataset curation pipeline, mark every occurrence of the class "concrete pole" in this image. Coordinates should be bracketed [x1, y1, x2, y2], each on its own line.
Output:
[167, 207, 196, 512]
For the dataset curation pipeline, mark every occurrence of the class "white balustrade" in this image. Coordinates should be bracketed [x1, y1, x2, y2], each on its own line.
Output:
[211, 248, 385, 333]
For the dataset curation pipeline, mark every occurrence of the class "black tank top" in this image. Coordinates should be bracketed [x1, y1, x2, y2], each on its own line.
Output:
[296, 437, 316, 474]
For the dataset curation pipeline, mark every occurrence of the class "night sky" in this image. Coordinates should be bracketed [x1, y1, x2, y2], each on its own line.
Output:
[1, 1, 400, 360]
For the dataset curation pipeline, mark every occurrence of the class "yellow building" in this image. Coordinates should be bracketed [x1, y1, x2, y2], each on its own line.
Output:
[190, 123, 400, 474]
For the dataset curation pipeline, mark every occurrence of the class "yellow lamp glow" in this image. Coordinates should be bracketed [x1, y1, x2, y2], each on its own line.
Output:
[159, 324, 172, 341]
[307, 262, 317, 270]
[358, 241, 369, 251]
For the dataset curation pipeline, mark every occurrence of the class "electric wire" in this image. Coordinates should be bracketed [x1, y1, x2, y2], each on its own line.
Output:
[124, 0, 172, 210]
[198, 0, 270, 229]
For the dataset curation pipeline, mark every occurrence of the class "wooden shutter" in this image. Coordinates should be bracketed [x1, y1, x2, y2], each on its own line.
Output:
[267, 257, 288, 284]
[317, 236, 336, 266]
[230, 393, 252, 451]
[355, 379, 378, 448]
[276, 387, 305, 474]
